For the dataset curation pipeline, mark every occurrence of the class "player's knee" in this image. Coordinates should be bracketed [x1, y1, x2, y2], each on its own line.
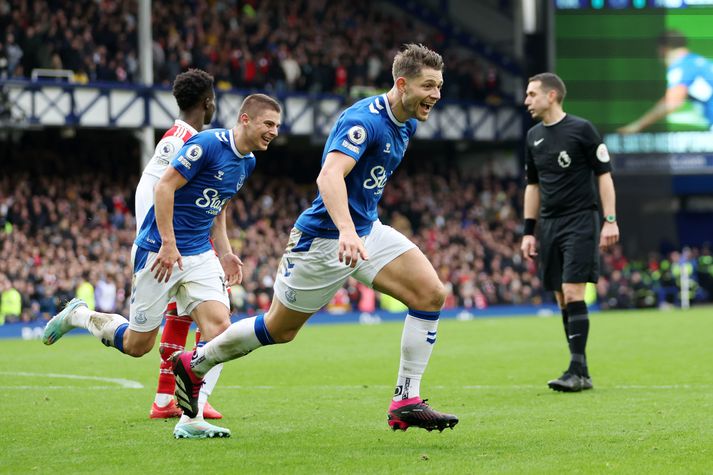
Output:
[412, 280, 446, 311]
[433, 281, 447, 307]
[562, 288, 584, 304]
[198, 317, 231, 341]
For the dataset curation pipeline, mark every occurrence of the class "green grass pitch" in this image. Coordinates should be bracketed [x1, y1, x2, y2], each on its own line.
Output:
[2, 308, 712, 474]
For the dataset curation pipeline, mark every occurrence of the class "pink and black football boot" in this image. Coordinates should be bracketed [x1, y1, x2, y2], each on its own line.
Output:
[388, 397, 459, 432]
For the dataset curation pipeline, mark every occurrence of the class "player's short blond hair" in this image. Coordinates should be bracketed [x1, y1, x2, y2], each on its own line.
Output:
[392, 44, 444, 81]
[239, 94, 281, 118]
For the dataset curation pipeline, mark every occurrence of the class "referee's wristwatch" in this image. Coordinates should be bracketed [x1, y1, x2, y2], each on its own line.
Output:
[605, 214, 617, 224]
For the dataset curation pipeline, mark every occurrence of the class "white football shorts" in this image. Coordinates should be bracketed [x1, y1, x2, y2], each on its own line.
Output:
[273, 220, 416, 313]
[129, 245, 229, 332]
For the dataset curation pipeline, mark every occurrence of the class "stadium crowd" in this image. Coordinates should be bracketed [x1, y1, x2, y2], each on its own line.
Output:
[0, 0, 503, 102]
[2, 164, 711, 325]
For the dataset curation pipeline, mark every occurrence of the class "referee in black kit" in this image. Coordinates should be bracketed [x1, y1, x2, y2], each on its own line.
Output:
[521, 73, 620, 392]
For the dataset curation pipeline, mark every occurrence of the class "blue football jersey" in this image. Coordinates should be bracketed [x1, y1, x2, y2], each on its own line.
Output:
[135, 128, 255, 255]
[295, 94, 417, 238]
[667, 52, 713, 127]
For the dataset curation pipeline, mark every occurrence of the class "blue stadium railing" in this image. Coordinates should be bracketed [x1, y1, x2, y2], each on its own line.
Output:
[0, 79, 522, 142]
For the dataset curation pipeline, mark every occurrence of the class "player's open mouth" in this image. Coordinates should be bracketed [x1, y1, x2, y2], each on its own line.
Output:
[261, 135, 273, 145]
[420, 102, 434, 113]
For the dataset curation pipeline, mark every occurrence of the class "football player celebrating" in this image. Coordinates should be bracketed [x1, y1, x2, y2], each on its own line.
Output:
[44, 93, 282, 438]
[172, 44, 459, 433]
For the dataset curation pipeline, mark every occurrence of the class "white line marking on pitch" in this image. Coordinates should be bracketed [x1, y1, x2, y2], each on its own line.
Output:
[462, 384, 713, 390]
[0, 372, 143, 389]
[219, 384, 713, 390]
[0, 386, 120, 390]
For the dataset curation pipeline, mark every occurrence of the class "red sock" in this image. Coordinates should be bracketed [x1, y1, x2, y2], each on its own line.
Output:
[194, 328, 202, 350]
[156, 303, 192, 396]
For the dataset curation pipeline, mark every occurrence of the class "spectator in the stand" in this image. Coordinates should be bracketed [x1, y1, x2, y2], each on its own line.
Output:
[5, 32, 22, 77]
[0, 277, 22, 324]
[630, 271, 656, 308]
[76, 274, 96, 311]
[95, 274, 117, 313]
[0, 41, 9, 79]
[280, 49, 301, 91]
[697, 249, 713, 298]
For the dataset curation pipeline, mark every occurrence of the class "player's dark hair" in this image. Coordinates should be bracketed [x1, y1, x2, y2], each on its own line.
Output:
[529, 72, 567, 103]
[172, 69, 214, 111]
[239, 93, 282, 117]
[658, 30, 687, 49]
[392, 43, 444, 81]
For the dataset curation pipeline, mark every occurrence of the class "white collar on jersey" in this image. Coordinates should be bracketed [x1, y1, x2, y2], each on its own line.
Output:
[382, 93, 406, 127]
[227, 127, 250, 158]
[174, 119, 199, 136]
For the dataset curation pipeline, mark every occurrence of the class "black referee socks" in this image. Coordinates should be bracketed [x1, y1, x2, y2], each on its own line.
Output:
[565, 300, 589, 377]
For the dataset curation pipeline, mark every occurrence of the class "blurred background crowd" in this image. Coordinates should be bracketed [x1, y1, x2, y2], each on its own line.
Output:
[0, 0, 504, 102]
[2, 160, 711, 324]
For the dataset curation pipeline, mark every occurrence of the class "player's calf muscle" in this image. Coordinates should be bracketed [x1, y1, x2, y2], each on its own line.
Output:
[123, 330, 158, 357]
[269, 327, 299, 344]
[123, 342, 154, 357]
[197, 320, 231, 341]
[264, 318, 302, 343]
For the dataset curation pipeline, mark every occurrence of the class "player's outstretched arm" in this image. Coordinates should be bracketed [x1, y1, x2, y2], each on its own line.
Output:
[317, 151, 369, 268]
[598, 172, 620, 251]
[618, 85, 688, 134]
[152, 167, 188, 283]
[212, 205, 243, 285]
[520, 183, 540, 262]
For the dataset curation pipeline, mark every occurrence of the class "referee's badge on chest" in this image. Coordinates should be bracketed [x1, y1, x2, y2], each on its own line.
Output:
[557, 150, 572, 168]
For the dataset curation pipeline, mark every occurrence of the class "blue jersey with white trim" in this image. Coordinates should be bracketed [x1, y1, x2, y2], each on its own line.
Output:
[135, 128, 255, 255]
[295, 93, 417, 238]
[667, 52, 713, 127]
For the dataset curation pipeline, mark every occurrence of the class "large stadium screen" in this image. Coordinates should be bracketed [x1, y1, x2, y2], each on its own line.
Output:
[555, 1, 713, 173]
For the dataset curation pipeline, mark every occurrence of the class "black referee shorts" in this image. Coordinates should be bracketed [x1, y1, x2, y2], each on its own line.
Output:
[538, 210, 600, 291]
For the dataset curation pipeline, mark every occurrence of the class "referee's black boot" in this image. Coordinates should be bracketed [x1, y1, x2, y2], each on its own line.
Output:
[547, 372, 583, 392]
